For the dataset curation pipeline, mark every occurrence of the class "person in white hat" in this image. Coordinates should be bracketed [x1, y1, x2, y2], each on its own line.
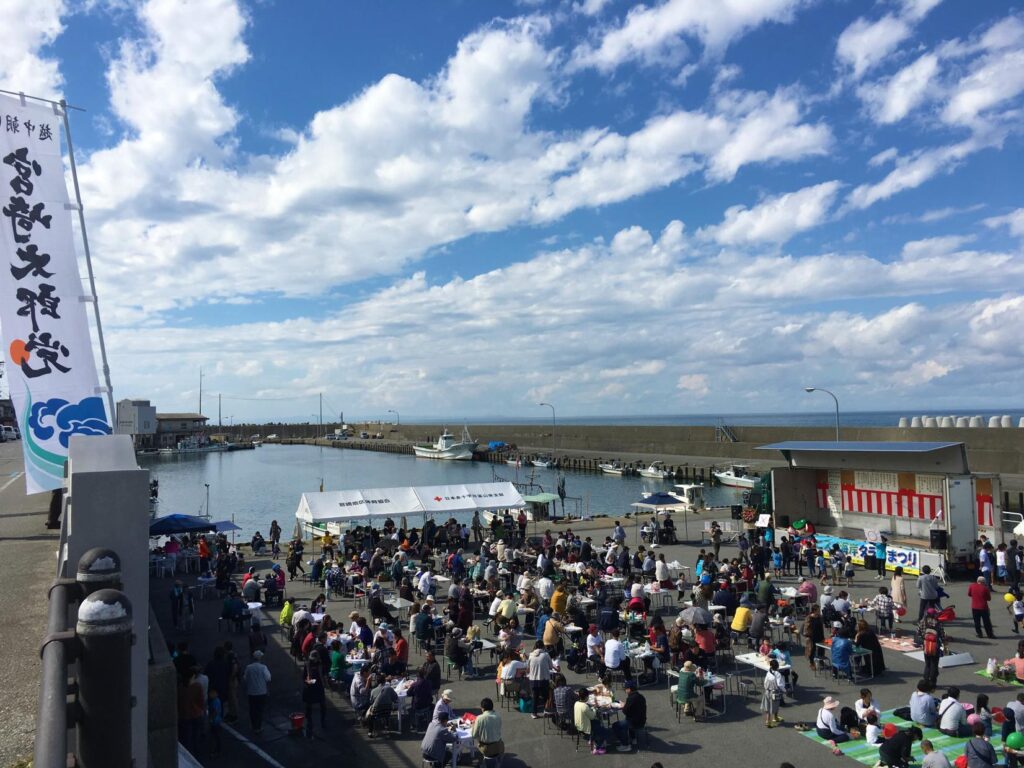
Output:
[815, 696, 852, 751]
[433, 689, 455, 720]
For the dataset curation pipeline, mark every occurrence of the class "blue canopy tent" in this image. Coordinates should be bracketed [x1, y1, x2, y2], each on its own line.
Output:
[149, 513, 216, 537]
[212, 520, 241, 532]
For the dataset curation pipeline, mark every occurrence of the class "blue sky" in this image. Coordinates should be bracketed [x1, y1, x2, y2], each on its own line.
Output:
[0, 0, 1022, 423]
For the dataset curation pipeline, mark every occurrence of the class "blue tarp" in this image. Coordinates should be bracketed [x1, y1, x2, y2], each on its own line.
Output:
[487, 441, 507, 450]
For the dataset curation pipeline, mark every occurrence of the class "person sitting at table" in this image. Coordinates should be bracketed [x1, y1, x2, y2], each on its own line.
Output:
[350, 667, 372, 716]
[815, 696, 852, 748]
[368, 586, 397, 626]
[574, 688, 608, 755]
[445, 627, 478, 679]
[550, 583, 569, 615]
[364, 674, 399, 736]
[603, 628, 625, 683]
[310, 593, 327, 615]
[661, 516, 676, 544]
[270, 563, 286, 591]
[831, 629, 855, 682]
[421, 710, 460, 768]
[693, 623, 717, 662]
[280, 598, 295, 632]
[675, 660, 706, 718]
[241, 574, 261, 603]
[328, 639, 352, 685]
[543, 612, 566, 659]
[598, 598, 621, 636]
[250, 531, 265, 555]
[855, 619, 885, 674]
[731, 596, 754, 642]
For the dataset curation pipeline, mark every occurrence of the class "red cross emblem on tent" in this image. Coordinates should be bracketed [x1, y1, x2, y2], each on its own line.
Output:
[434, 496, 442, 502]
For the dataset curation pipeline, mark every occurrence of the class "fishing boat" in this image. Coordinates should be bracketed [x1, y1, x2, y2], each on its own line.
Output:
[599, 462, 625, 476]
[713, 465, 757, 489]
[413, 425, 477, 461]
[532, 456, 554, 468]
[506, 456, 522, 466]
[638, 461, 672, 479]
[670, 483, 706, 511]
[158, 436, 230, 455]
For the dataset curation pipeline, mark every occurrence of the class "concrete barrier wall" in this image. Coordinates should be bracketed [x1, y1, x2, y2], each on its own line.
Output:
[223, 422, 1024, 475]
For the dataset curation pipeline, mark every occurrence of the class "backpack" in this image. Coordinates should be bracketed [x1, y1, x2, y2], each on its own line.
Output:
[923, 626, 940, 656]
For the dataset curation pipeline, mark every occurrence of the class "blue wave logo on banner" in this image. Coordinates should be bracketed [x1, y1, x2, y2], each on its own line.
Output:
[28, 396, 112, 448]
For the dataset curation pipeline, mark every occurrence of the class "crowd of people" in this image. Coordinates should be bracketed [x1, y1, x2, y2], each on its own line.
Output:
[165, 511, 1024, 767]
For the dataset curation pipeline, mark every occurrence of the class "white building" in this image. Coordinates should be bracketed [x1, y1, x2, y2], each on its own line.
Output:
[115, 399, 157, 450]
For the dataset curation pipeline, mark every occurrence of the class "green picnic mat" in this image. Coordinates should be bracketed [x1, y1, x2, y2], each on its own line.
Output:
[798, 708, 999, 766]
[976, 669, 1024, 686]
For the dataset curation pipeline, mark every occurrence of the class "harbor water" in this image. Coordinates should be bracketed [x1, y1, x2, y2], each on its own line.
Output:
[140, 444, 745, 538]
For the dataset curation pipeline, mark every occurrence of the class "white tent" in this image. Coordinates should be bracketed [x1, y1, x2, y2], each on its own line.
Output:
[295, 481, 526, 525]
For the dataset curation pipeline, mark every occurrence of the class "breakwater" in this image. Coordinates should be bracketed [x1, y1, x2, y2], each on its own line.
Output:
[243, 422, 1024, 476]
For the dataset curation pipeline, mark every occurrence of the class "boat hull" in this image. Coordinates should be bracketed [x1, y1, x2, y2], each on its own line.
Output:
[713, 471, 756, 489]
[638, 470, 670, 479]
[599, 465, 624, 476]
[413, 444, 475, 460]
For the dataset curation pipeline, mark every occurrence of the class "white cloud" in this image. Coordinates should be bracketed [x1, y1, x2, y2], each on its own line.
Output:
[698, 180, 841, 246]
[942, 46, 1024, 128]
[985, 209, 1024, 239]
[0, 0, 65, 98]
[600, 360, 666, 378]
[836, 15, 911, 80]
[858, 53, 939, 123]
[574, 0, 613, 16]
[570, 0, 807, 72]
[844, 137, 986, 210]
[677, 374, 709, 397]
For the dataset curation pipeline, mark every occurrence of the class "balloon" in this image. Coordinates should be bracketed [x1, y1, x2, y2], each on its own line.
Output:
[994, 708, 1007, 724]
[1007, 731, 1024, 750]
[793, 519, 807, 530]
[882, 723, 898, 739]
[967, 714, 981, 726]
[1006, 592, 1017, 604]
[895, 606, 907, 617]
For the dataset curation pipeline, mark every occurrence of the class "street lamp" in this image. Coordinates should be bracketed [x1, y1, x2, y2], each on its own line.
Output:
[204, 483, 211, 519]
[538, 402, 556, 456]
[804, 387, 840, 441]
[388, 409, 400, 426]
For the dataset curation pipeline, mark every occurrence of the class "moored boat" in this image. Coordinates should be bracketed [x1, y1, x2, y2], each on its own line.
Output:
[670, 483, 706, 511]
[638, 461, 672, 479]
[599, 462, 625, 476]
[413, 425, 477, 461]
[713, 465, 757, 489]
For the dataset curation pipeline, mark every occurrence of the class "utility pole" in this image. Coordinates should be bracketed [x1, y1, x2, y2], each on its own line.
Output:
[198, 368, 204, 416]
[218, 394, 222, 428]
[319, 392, 323, 439]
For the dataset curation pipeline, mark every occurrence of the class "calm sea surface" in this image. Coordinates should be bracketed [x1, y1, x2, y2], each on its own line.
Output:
[140, 445, 746, 538]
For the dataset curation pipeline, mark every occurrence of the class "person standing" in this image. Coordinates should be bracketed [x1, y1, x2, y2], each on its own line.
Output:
[968, 576, 995, 638]
[920, 609, 945, 687]
[471, 697, 504, 761]
[873, 537, 888, 580]
[302, 650, 327, 738]
[917, 565, 940, 621]
[243, 650, 271, 734]
[711, 524, 722, 560]
[891, 566, 908, 624]
[527, 641, 552, 719]
[801, 604, 825, 671]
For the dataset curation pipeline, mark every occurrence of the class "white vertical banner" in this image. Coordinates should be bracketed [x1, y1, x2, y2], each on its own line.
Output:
[0, 95, 110, 494]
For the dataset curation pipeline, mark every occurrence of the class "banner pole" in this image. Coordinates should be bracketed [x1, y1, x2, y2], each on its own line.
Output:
[58, 99, 115, 422]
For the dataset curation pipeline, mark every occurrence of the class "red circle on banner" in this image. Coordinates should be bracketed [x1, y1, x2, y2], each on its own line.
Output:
[9, 339, 29, 365]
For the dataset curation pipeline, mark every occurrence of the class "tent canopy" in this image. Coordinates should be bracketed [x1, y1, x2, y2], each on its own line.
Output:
[295, 481, 525, 524]
[636, 492, 684, 508]
[523, 492, 560, 504]
[149, 513, 216, 536]
[212, 520, 241, 532]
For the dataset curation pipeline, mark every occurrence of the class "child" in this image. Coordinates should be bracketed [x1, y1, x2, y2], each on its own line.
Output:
[1009, 590, 1024, 634]
[844, 558, 856, 588]
[759, 639, 772, 657]
[976, 693, 993, 737]
[772, 548, 783, 578]
[816, 551, 828, 583]
[676, 574, 688, 602]
[864, 712, 881, 745]
[208, 688, 223, 756]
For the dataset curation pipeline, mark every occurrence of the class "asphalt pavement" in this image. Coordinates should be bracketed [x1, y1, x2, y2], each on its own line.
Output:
[0, 440, 59, 767]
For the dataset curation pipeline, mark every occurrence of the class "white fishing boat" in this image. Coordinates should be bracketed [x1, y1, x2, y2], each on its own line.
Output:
[670, 483, 706, 511]
[599, 462, 625, 476]
[506, 456, 522, 466]
[158, 436, 230, 455]
[713, 465, 757, 489]
[413, 425, 477, 461]
[638, 461, 672, 479]
[532, 456, 554, 468]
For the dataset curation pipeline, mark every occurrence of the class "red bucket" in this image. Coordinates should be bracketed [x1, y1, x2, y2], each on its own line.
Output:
[289, 712, 305, 735]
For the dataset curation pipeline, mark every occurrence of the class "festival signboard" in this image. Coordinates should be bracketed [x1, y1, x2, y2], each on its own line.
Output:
[0, 95, 110, 494]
